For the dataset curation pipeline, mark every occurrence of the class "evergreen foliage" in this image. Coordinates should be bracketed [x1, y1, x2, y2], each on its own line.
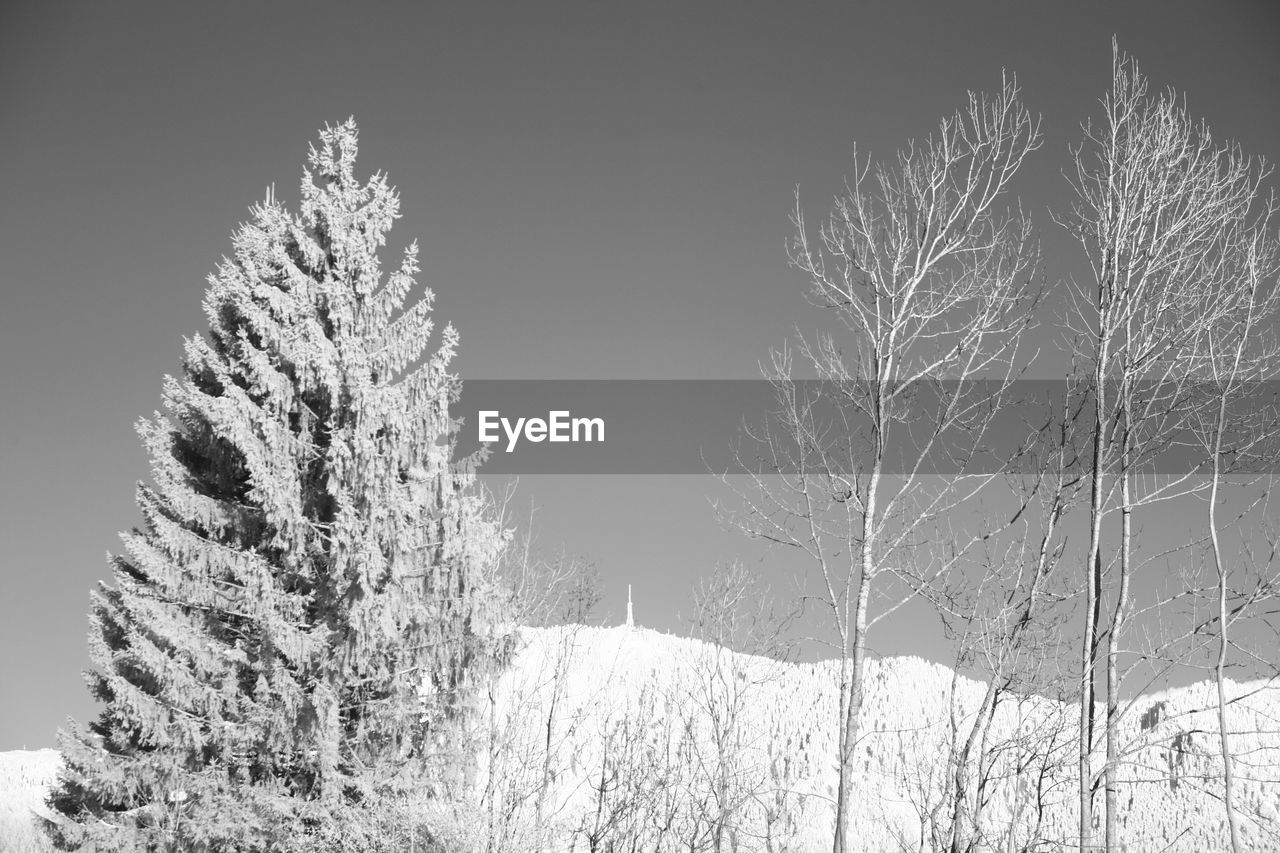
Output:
[45, 120, 512, 852]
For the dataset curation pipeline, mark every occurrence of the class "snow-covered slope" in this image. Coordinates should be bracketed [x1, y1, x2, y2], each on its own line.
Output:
[483, 626, 1280, 851]
[5, 627, 1279, 852]
[0, 750, 59, 853]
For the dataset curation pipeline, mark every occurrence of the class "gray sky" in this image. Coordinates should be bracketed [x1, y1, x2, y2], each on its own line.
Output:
[2, 1, 1278, 749]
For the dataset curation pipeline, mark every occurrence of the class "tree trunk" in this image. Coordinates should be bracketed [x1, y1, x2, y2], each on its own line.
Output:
[835, 575, 872, 853]
[835, 466, 878, 853]
[1080, 390, 1106, 852]
[950, 681, 998, 853]
[1209, 444, 1244, 853]
[483, 677, 501, 853]
[1104, 488, 1132, 853]
[535, 636, 569, 846]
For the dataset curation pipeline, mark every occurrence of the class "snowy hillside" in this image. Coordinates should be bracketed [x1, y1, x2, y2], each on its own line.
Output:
[4, 627, 1279, 852]
[480, 627, 1280, 852]
[0, 750, 59, 853]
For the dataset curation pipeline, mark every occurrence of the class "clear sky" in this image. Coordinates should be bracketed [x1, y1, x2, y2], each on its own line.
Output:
[2, 1, 1278, 749]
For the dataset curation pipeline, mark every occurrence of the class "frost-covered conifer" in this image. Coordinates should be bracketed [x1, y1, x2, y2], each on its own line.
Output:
[45, 120, 511, 852]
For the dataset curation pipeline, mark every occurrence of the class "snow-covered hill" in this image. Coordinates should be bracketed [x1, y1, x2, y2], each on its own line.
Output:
[481, 626, 1280, 852]
[4, 626, 1279, 852]
[0, 750, 60, 853]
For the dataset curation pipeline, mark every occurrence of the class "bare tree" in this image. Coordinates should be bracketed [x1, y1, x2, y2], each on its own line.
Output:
[870, 387, 1085, 853]
[572, 685, 689, 853]
[1186, 192, 1280, 853]
[496, 499, 601, 628]
[679, 561, 795, 852]
[720, 74, 1042, 853]
[930, 394, 1085, 853]
[474, 497, 604, 852]
[1057, 42, 1270, 851]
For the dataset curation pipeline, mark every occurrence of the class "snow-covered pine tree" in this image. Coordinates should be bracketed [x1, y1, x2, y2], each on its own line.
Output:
[46, 119, 512, 852]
